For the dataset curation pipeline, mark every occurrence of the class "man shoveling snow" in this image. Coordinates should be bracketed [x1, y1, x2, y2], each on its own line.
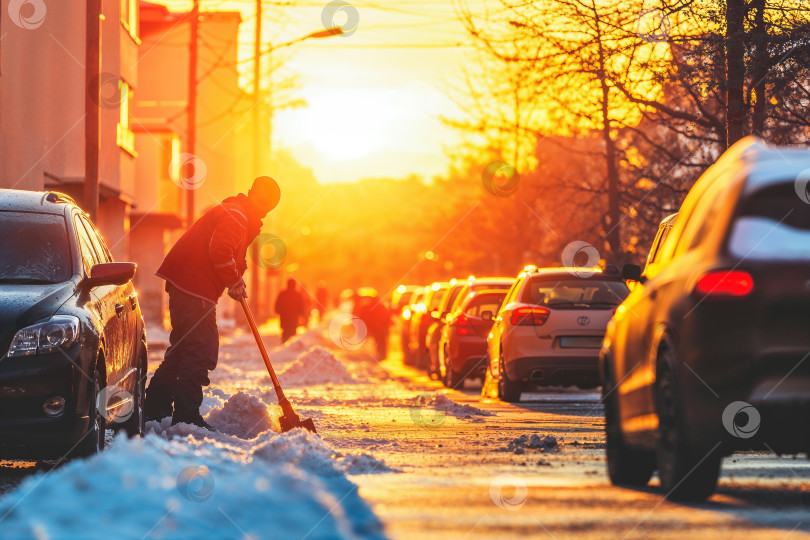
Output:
[144, 176, 281, 429]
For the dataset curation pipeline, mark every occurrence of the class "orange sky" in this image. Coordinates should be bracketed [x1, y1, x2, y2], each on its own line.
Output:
[157, 1, 479, 183]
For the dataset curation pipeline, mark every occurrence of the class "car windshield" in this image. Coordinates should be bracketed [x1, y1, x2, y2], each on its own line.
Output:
[728, 182, 810, 260]
[521, 278, 629, 309]
[0, 211, 71, 283]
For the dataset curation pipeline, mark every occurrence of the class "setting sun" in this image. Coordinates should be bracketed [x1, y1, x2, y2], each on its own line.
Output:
[302, 90, 393, 160]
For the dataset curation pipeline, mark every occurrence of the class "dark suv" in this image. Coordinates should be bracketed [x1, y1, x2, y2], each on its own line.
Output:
[0, 190, 146, 458]
[601, 137, 810, 501]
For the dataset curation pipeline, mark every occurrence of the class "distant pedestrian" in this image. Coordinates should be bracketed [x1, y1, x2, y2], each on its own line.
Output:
[315, 281, 328, 321]
[145, 177, 281, 430]
[275, 279, 307, 343]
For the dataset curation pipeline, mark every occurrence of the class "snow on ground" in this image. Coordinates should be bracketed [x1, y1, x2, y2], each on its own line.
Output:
[0, 432, 385, 540]
[0, 323, 400, 540]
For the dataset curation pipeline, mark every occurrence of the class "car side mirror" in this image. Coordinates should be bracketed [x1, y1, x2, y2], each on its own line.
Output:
[481, 310, 493, 321]
[622, 263, 643, 283]
[88, 262, 136, 287]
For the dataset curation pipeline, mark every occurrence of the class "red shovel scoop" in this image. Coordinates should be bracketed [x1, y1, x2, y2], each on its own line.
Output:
[239, 297, 316, 433]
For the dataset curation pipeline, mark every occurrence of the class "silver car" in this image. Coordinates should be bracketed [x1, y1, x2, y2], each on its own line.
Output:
[485, 267, 630, 402]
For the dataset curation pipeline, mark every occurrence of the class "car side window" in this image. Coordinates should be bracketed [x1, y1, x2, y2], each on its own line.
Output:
[82, 217, 114, 263]
[73, 216, 99, 273]
[676, 182, 726, 256]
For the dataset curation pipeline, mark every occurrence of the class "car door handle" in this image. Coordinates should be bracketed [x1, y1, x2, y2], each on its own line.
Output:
[128, 294, 137, 310]
[115, 303, 125, 317]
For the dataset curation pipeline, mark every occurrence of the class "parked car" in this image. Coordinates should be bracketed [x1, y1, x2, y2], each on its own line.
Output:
[440, 289, 508, 388]
[400, 286, 427, 365]
[601, 137, 810, 501]
[426, 278, 466, 379]
[486, 267, 629, 402]
[0, 190, 146, 459]
[392, 284, 419, 313]
[407, 281, 449, 368]
[448, 276, 514, 316]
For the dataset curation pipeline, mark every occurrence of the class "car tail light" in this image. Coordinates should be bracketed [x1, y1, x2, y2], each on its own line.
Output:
[510, 306, 549, 326]
[455, 314, 472, 335]
[695, 270, 754, 299]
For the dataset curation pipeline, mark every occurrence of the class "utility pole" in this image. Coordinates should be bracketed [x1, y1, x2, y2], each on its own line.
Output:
[250, 0, 263, 316]
[186, 0, 200, 226]
[84, 0, 102, 218]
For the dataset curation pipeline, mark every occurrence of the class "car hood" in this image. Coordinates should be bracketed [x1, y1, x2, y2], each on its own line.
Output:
[0, 280, 77, 355]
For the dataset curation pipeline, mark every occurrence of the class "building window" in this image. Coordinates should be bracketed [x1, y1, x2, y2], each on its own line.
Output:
[120, 0, 139, 42]
[116, 80, 137, 156]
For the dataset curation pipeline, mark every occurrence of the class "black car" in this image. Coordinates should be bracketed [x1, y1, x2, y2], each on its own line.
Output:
[0, 190, 146, 459]
[601, 137, 810, 501]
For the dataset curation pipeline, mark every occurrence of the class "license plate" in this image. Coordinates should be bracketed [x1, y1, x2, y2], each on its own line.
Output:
[559, 336, 603, 349]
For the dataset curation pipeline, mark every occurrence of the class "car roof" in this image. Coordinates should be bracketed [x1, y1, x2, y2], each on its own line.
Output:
[467, 276, 514, 284]
[711, 136, 810, 194]
[0, 189, 79, 215]
[524, 267, 622, 281]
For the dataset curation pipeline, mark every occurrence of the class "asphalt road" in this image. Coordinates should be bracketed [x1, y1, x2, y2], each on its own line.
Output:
[341, 348, 810, 540]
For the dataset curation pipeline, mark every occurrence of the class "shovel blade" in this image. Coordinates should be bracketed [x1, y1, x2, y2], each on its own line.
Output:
[279, 413, 317, 434]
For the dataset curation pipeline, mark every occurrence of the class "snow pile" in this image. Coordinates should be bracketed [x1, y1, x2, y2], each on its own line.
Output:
[411, 392, 496, 419]
[252, 429, 396, 476]
[278, 346, 356, 386]
[505, 433, 559, 454]
[0, 434, 386, 540]
[205, 391, 279, 438]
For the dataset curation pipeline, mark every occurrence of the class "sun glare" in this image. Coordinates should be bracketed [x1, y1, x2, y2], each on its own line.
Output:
[303, 91, 394, 160]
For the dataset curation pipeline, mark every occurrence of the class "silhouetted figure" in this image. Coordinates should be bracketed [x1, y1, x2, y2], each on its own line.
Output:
[315, 281, 328, 322]
[275, 278, 307, 343]
[145, 177, 281, 430]
[352, 290, 390, 360]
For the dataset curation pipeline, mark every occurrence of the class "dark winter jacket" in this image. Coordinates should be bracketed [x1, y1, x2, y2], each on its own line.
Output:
[156, 194, 263, 303]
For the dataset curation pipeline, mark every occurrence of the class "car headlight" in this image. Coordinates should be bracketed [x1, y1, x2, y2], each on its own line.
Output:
[7, 315, 80, 358]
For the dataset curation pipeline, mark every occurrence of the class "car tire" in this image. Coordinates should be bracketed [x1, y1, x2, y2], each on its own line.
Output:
[428, 347, 440, 380]
[122, 346, 147, 438]
[74, 364, 106, 457]
[497, 352, 522, 402]
[444, 361, 464, 390]
[604, 368, 655, 486]
[655, 348, 721, 501]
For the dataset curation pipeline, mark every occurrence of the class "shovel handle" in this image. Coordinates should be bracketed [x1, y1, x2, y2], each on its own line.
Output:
[239, 297, 284, 395]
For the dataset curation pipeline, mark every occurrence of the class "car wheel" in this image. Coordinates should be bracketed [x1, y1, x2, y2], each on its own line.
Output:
[75, 365, 106, 457]
[497, 352, 522, 402]
[655, 348, 721, 501]
[428, 347, 439, 380]
[444, 361, 464, 390]
[604, 368, 655, 486]
[402, 341, 414, 366]
[122, 347, 147, 438]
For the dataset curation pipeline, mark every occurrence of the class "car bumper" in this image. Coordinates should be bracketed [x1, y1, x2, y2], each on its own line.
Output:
[505, 354, 600, 387]
[0, 344, 92, 459]
[677, 350, 810, 454]
[448, 335, 488, 378]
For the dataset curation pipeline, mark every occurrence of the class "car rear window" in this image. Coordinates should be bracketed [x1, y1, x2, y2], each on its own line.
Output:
[463, 292, 507, 318]
[0, 211, 71, 283]
[428, 287, 447, 310]
[728, 182, 810, 260]
[520, 277, 629, 309]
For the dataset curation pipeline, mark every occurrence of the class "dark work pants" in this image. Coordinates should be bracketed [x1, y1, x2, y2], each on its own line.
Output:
[145, 284, 218, 421]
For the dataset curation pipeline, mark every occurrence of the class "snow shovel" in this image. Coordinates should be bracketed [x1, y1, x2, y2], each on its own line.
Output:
[239, 297, 317, 433]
